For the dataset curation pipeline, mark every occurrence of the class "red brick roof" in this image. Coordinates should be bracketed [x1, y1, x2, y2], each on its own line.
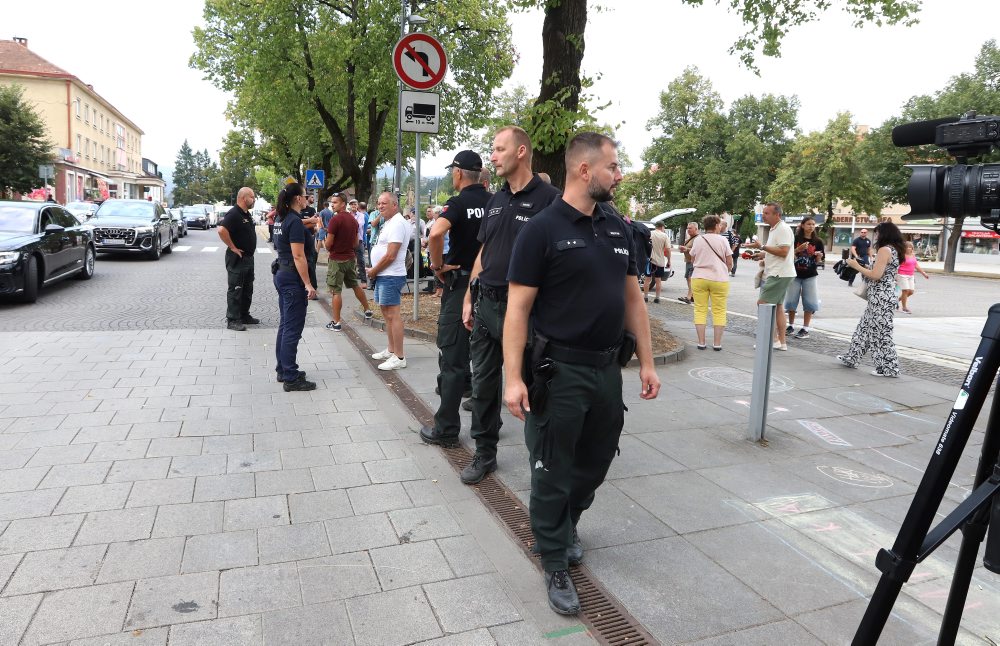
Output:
[0, 40, 75, 79]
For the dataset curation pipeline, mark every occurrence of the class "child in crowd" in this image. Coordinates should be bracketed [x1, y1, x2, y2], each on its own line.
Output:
[897, 241, 930, 313]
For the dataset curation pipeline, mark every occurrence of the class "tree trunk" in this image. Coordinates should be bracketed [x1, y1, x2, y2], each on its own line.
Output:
[944, 215, 965, 273]
[532, 0, 587, 188]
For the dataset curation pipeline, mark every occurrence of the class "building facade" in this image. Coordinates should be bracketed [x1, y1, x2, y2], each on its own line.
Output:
[0, 37, 164, 203]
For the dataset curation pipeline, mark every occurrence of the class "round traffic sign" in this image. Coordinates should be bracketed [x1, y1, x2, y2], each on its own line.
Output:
[392, 33, 448, 91]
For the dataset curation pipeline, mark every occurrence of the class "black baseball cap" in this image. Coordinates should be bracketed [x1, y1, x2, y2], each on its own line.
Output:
[445, 150, 483, 172]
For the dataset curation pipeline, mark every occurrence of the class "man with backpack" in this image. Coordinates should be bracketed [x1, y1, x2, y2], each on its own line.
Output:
[643, 221, 672, 303]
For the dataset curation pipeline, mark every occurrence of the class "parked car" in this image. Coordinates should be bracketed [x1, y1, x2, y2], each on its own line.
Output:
[168, 208, 187, 240]
[195, 204, 219, 228]
[65, 200, 98, 223]
[182, 205, 211, 230]
[91, 199, 173, 260]
[0, 200, 96, 302]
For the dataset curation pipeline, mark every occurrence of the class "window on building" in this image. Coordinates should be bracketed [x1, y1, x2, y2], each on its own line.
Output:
[74, 99, 81, 118]
[84, 137, 90, 159]
[84, 104, 89, 123]
[76, 134, 82, 157]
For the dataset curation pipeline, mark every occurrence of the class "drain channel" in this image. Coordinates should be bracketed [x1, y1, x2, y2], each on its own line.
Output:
[339, 318, 658, 646]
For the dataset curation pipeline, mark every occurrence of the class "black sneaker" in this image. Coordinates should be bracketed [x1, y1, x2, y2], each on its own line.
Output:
[567, 529, 583, 566]
[282, 375, 317, 392]
[419, 425, 459, 447]
[461, 399, 473, 412]
[794, 328, 809, 339]
[460, 453, 496, 484]
[545, 570, 580, 615]
[226, 320, 247, 331]
[785, 325, 794, 334]
[325, 321, 342, 331]
[276, 371, 306, 383]
[241, 316, 261, 324]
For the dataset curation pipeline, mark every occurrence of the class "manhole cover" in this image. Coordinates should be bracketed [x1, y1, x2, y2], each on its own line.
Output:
[688, 367, 795, 393]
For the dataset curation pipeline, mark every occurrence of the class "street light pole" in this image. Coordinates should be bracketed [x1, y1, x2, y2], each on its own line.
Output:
[394, 0, 405, 198]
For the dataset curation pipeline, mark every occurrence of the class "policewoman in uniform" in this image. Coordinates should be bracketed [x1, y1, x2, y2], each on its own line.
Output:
[420, 150, 491, 447]
[459, 126, 561, 485]
[503, 133, 660, 615]
[272, 183, 318, 392]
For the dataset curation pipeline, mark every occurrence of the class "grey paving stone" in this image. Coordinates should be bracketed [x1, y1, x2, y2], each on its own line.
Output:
[22, 581, 133, 644]
[106, 457, 172, 483]
[255, 468, 315, 496]
[74, 507, 156, 546]
[3, 543, 106, 595]
[55, 482, 133, 514]
[325, 513, 398, 555]
[169, 615, 262, 646]
[574, 482, 675, 550]
[258, 522, 331, 565]
[0, 593, 42, 646]
[251, 430, 303, 452]
[300, 427, 351, 447]
[218, 562, 301, 617]
[226, 451, 281, 474]
[181, 530, 258, 574]
[288, 489, 353, 524]
[67, 626, 168, 645]
[346, 586, 442, 646]
[364, 458, 423, 483]
[168, 454, 228, 478]
[126, 421, 181, 440]
[489, 621, 591, 646]
[348, 482, 412, 515]
[0, 466, 48, 493]
[124, 571, 219, 629]
[0, 552, 22, 590]
[97, 536, 185, 584]
[0, 514, 84, 554]
[223, 495, 289, 531]
[389, 505, 463, 543]
[279, 446, 335, 469]
[39, 462, 111, 488]
[415, 628, 496, 645]
[25, 443, 94, 467]
[347, 423, 398, 443]
[193, 473, 255, 502]
[201, 434, 253, 455]
[152, 501, 224, 538]
[371, 541, 454, 590]
[72, 424, 132, 444]
[687, 619, 824, 645]
[147, 437, 203, 458]
[423, 573, 520, 633]
[793, 597, 940, 645]
[262, 601, 352, 646]
[437, 536, 495, 578]
[12, 427, 76, 449]
[332, 440, 384, 464]
[179, 419, 230, 437]
[0, 448, 35, 472]
[403, 480, 447, 508]
[297, 552, 380, 604]
[127, 477, 195, 507]
[311, 463, 370, 490]
[378, 440, 407, 460]
[88, 440, 151, 462]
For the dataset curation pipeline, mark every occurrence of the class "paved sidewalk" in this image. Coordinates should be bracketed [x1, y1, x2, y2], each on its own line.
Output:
[350, 308, 1000, 645]
[0, 320, 593, 645]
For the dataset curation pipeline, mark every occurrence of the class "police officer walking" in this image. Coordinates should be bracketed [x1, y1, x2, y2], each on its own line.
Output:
[218, 187, 259, 331]
[503, 132, 661, 615]
[419, 150, 490, 447]
[459, 126, 561, 485]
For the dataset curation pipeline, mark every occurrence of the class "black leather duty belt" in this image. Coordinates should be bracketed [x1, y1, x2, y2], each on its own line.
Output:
[546, 342, 621, 368]
[479, 283, 508, 302]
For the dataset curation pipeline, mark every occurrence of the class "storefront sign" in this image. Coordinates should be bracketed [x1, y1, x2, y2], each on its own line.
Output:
[961, 230, 1000, 239]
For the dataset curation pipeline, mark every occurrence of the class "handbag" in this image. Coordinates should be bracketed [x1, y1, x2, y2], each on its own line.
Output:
[854, 280, 869, 301]
[754, 268, 764, 289]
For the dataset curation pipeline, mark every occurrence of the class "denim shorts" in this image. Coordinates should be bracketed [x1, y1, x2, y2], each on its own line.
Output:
[373, 274, 406, 306]
[784, 276, 820, 312]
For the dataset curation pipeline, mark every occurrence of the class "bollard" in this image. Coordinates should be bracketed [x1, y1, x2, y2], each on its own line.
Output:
[748, 303, 776, 442]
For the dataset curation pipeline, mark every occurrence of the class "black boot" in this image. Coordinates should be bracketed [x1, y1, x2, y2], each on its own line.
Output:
[419, 425, 459, 447]
[545, 570, 580, 615]
[460, 453, 496, 484]
[283, 375, 317, 392]
[567, 529, 583, 566]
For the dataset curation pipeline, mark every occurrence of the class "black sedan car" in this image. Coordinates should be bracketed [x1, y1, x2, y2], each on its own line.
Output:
[91, 200, 173, 260]
[0, 200, 96, 302]
[182, 205, 211, 230]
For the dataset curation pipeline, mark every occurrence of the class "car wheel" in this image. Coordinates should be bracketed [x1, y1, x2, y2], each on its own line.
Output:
[149, 235, 162, 260]
[172, 232, 179, 243]
[163, 236, 173, 254]
[75, 245, 95, 280]
[19, 255, 40, 303]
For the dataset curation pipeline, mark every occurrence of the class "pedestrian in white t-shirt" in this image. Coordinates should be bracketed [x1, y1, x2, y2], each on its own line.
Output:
[368, 192, 412, 370]
[744, 202, 795, 349]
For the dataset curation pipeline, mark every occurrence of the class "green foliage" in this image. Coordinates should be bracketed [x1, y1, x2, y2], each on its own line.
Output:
[172, 140, 225, 205]
[0, 84, 54, 196]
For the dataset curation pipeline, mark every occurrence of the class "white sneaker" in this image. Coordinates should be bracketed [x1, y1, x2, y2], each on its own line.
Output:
[772, 342, 788, 351]
[371, 348, 392, 360]
[378, 354, 407, 370]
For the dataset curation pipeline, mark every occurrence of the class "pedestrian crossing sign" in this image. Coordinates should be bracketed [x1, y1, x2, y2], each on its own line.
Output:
[305, 169, 325, 189]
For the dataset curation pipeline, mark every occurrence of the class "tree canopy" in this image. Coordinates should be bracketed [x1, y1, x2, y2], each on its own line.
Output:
[0, 84, 53, 197]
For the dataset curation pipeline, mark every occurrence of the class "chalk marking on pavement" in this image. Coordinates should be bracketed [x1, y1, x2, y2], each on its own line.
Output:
[201, 247, 219, 252]
[798, 419, 852, 447]
[783, 392, 844, 417]
[688, 366, 795, 394]
[889, 411, 938, 425]
[816, 465, 893, 488]
[173, 246, 192, 252]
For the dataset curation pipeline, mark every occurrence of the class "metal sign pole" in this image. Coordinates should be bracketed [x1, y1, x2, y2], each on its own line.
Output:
[393, 0, 405, 195]
[413, 133, 421, 322]
[748, 303, 776, 441]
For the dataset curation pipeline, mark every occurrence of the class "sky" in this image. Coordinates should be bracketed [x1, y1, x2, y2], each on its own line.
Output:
[5, 0, 998, 177]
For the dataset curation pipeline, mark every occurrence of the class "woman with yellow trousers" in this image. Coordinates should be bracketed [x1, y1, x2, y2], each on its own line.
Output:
[688, 215, 734, 350]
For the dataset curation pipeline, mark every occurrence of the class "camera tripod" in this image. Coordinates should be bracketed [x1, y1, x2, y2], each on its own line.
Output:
[853, 303, 1000, 644]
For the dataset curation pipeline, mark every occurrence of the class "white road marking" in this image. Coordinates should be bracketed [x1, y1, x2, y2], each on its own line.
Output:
[255, 247, 272, 254]
[173, 246, 192, 252]
[201, 247, 219, 252]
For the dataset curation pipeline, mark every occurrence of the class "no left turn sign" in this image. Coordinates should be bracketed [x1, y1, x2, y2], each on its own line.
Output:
[393, 33, 448, 91]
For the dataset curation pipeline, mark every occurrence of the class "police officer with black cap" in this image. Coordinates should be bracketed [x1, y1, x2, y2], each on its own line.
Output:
[458, 126, 561, 485]
[503, 132, 661, 615]
[419, 151, 491, 447]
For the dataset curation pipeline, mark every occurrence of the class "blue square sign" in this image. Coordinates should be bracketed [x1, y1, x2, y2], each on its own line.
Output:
[305, 169, 325, 189]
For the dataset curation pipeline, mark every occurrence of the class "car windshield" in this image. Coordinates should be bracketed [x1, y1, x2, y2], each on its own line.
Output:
[95, 202, 154, 219]
[181, 207, 205, 215]
[0, 205, 38, 233]
[66, 202, 93, 211]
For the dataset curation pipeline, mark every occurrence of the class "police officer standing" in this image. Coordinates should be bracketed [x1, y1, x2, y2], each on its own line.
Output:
[459, 126, 561, 485]
[300, 194, 320, 297]
[218, 187, 259, 331]
[419, 150, 490, 447]
[503, 132, 660, 615]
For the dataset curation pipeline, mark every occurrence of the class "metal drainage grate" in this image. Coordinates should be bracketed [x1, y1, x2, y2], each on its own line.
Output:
[338, 317, 658, 646]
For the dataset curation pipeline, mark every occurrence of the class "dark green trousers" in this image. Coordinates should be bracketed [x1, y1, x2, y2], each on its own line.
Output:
[225, 251, 254, 321]
[525, 359, 624, 572]
[432, 274, 471, 436]
[468, 293, 506, 459]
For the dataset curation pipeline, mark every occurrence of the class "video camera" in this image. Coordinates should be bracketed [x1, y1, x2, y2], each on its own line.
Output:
[892, 111, 1000, 231]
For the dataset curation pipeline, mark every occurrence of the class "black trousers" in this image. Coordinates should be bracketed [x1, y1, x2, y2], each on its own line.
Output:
[225, 251, 254, 321]
[307, 255, 318, 290]
[432, 274, 471, 437]
[468, 293, 505, 460]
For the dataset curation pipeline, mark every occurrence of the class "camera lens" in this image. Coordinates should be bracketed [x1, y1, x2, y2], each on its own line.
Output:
[906, 163, 1000, 219]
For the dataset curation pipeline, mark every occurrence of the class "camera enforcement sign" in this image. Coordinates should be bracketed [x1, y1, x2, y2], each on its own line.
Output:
[393, 33, 447, 91]
[400, 90, 440, 134]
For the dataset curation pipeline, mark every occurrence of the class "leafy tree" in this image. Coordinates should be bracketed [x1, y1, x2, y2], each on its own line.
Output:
[0, 84, 54, 197]
[192, 0, 515, 202]
[171, 140, 198, 205]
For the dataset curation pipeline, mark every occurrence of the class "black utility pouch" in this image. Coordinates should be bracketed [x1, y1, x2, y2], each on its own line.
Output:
[618, 331, 637, 367]
[270, 259, 280, 275]
[528, 358, 557, 416]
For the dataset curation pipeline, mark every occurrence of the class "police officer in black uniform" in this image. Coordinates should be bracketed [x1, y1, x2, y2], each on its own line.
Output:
[218, 187, 259, 331]
[503, 132, 661, 615]
[300, 194, 320, 296]
[459, 126, 561, 485]
[419, 150, 491, 446]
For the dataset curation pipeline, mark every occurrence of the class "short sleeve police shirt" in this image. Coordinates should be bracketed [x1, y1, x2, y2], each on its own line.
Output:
[274, 212, 305, 267]
[299, 206, 317, 259]
[508, 198, 637, 350]
[441, 184, 490, 270]
[220, 206, 256, 255]
[477, 175, 561, 287]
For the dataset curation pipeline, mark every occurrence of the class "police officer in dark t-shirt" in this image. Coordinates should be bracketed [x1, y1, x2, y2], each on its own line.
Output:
[849, 228, 871, 286]
[300, 195, 319, 293]
[218, 187, 259, 331]
[458, 127, 561, 486]
[503, 133, 660, 616]
[420, 150, 491, 447]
